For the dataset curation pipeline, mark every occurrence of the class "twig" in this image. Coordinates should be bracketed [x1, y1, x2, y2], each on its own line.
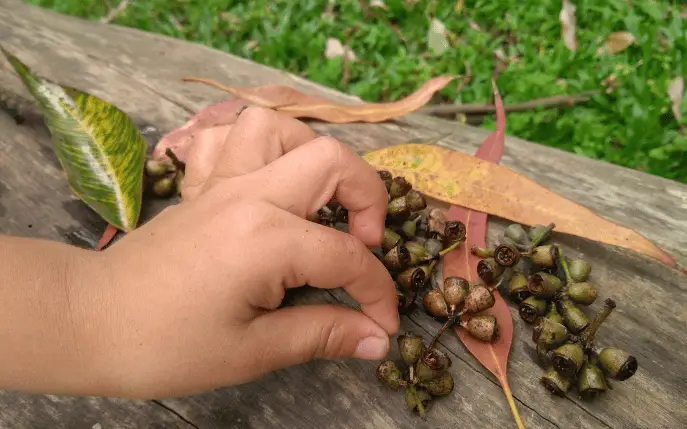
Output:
[100, 0, 130, 24]
[340, 26, 359, 86]
[419, 90, 599, 116]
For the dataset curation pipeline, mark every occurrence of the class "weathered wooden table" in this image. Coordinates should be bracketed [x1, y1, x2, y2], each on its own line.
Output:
[1, 2, 686, 428]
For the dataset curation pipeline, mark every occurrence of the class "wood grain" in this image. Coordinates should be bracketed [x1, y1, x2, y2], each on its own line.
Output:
[0, 1, 686, 428]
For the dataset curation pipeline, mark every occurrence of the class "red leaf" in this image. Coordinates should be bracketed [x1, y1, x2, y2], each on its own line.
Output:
[442, 81, 525, 428]
[95, 223, 118, 251]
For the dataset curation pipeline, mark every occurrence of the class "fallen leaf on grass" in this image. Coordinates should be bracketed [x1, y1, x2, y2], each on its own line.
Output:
[182, 75, 456, 123]
[324, 38, 357, 61]
[370, 0, 387, 9]
[668, 76, 684, 122]
[597, 31, 636, 55]
[427, 18, 449, 56]
[363, 142, 677, 269]
[559, 0, 577, 51]
[441, 81, 525, 429]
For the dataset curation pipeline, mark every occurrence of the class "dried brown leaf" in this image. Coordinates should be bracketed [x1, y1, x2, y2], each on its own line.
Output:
[559, 0, 577, 51]
[668, 76, 684, 121]
[324, 38, 357, 61]
[598, 31, 636, 55]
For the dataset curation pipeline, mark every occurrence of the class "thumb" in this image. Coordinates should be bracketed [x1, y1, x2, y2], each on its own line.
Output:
[245, 304, 391, 372]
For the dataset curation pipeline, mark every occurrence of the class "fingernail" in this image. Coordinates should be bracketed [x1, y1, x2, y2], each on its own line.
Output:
[353, 335, 389, 360]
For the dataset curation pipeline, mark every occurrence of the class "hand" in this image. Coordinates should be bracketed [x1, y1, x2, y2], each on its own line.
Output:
[91, 106, 400, 399]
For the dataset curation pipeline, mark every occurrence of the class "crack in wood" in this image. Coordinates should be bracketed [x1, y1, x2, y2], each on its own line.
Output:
[152, 400, 201, 429]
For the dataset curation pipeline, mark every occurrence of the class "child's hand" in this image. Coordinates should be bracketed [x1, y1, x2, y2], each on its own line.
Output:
[95, 107, 399, 399]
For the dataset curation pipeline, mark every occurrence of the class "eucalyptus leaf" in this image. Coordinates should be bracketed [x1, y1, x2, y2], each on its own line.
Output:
[1, 47, 146, 232]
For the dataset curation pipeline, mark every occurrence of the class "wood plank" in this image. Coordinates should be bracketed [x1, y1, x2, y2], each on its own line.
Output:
[0, 1, 686, 428]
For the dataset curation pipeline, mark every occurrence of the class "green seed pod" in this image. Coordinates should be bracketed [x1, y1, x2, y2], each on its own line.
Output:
[397, 332, 425, 364]
[396, 267, 426, 292]
[405, 241, 431, 265]
[503, 223, 530, 246]
[424, 238, 444, 258]
[551, 343, 585, 376]
[463, 285, 495, 314]
[383, 244, 411, 271]
[530, 244, 558, 268]
[423, 289, 449, 319]
[315, 206, 334, 225]
[519, 296, 548, 323]
[527, 272, 562, 299]
[405, 387, 432, 415]
[597, 348, 639, 381]
[443, 220, 466, 245]
[532, 318, 569, 348]
[578, 361, 608, 400]
[565, 281, 598, 306]
[443, 276, 469, 308]
[376, 360, 406, 389]
[406, 190, 427, 211]
[544, 303, 564, 325]
[541, 366, 571, 396]
[152, 175, 175, 198]
[416, 348, 452, 381]
[557, 299, 590, 334]
[390, 176, 412, 198]
[470, 246, 494, 259]
[537, 343, 554, 366]
[402, 219, 417, 237]
[493, 243, 521, 267]
[388, 196, 410, 217]
[334, 205, 348, 223]
[569, 259, 592, 282]
[463, 315, 499, 343]
[145, 158, 174, 178]
[529, 224, 552, 243]
[419, 372, 455, 396]
[477, 257, 505, 284]
[382, 228, 403, 253]
[507, 271, 530, 304]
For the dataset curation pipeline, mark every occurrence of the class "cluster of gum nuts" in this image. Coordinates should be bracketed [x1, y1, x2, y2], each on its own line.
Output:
[143, 149, 185, 199]
[470, 222, 639, 399]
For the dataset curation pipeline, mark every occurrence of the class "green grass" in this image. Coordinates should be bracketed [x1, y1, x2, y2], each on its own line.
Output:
[25, 0, 687, 183]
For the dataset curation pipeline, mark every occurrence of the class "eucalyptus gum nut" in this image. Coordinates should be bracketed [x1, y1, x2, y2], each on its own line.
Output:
[477, 257, 505, 284]
[508, 271, 530, 304]
[551, 343, 585, 376]
[402, 219, 417, 237]
[541, 366, 571, 396]
[443, 220, 466, 245]
[396, 289, 416, 314]
[494, 243, 521, 267]
[406, 190, 427, 211]
[405, 241, 431, 265]
[527, 272, 562, 299]
[422, 348, 452, 373]
[544, 304, 565, 325]
[424, 238, 444, 258]
[377, 170, 393, 181]
[443, 276, 469, 307]
[419, 372, 455, 396]
[597, 348, 639, 381]
[566, 281, 598, 306]
[504, 223, 530, 246]
[396, 267, 426, 292]
[463, 285, 495, 314]
[377, 360, 406, 389]
[405, 387, 432, 414]
[388, 196, 410, 217]
[390, 176, 412, 198]
[533, 318, 569, 348]
[145, 158, 173, 177]
[569, 259, 592, 282]
[335, 205, 348, 223]
[384, 244, 411, 271]
[558, 299, 590, 334]
[529, 224, 552, 243]
[464, 315, 499, 343]
[530, 244, 558, 268]
[519, 296, 548, 323]
[423, 289, 449, 319]
[537, 343, 554, 366]
[152, 175, 175, 198]
[578, 361, 608, 399]
[382, 228, 403, 253]
[397, 333, 425, 364]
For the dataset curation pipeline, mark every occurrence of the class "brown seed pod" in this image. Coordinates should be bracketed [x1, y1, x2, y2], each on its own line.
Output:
[390, 176, 412, 198]
[388, 196, 410, 217]
[493, 243, 521, 267]
[377, 171, 393, 192]
[463, 285, 495, 314]
[397, 289, 416, 314]
[463, 315, 500, 343]
[477, 257, 505, 284]
[443, 220, 466, 245]
[376, 360, 406, 389]
[416, 348, 452, 381]
[551, 342, 585, 376]
[402, 219, 418, 238]
[507, 271, 530, 303]
[530, 244, 558, 268]
[536, 343, 554, 366]
[334, 205, 348, 223]
[174, 169, 184, 198]
[443, 276, 469, 308]
[406, 190, 427, 211]
[383, 244, 411, 271]
[382, 228, 403, 253]
[541, 366, 571, 396]
[397, 332, 425, 364]
[418, 372, 455, 396]
[527, 272, 563, 299]
[152, 175, 175, 198]
[396, 267, 426, 292]
[519, 296, 548, 323]
[423, 290, 449, 319]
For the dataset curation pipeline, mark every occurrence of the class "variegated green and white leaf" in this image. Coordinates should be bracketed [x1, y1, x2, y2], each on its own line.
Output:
[2, 47, 146, 232]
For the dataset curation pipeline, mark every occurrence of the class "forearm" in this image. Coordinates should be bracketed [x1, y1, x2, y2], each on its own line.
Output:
[0, 235, 113, 396]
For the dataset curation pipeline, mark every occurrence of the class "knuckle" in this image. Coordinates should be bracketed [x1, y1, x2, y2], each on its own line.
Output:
[341, 234, 370, 277]
[313, 136, 347, 168]
[235, 105, 275, 124]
